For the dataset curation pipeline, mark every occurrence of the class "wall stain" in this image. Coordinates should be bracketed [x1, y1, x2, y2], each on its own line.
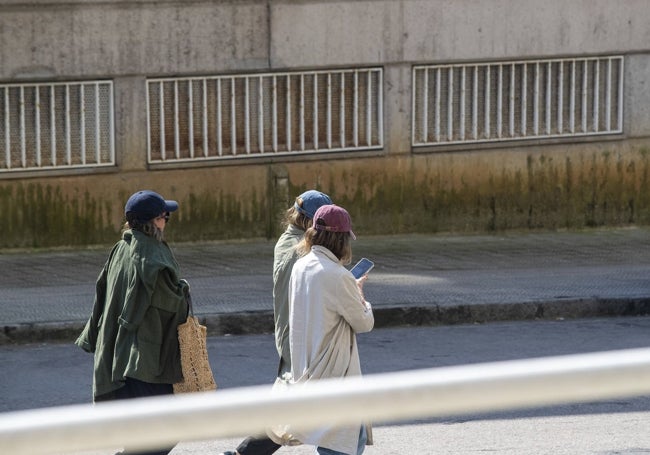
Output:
[1, 147, 649, 249]
[324, 147, 650, 236]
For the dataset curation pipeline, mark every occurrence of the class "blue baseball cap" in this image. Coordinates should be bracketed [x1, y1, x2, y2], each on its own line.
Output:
[125, 190, 178, 222]
[294, 190, 332, 219]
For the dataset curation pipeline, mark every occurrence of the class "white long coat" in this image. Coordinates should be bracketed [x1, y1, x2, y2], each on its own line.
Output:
[288, 245, 374, 454]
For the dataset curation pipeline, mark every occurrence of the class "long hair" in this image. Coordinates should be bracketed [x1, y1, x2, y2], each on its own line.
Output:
[297, 226, 352, 264]
[281, 206, 312, 231]
[123, 215, 164, 242]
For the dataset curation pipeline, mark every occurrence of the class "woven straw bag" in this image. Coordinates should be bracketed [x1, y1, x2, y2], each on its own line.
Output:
[173, 292, 217, 394]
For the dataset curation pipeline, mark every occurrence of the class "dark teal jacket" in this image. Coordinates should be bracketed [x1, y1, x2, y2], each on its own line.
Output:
[75, 229, 189, 401]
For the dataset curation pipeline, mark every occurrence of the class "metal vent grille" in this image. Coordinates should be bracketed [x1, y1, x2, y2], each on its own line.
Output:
[412, 56, 624, 147]
[147, 68, 383, 163]
[0, 81, 115, 171]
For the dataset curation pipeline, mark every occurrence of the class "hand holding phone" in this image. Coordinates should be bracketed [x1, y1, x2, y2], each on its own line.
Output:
[350, 258, 374, 279]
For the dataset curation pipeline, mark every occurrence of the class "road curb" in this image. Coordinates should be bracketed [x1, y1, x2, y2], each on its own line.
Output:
[372, 298, 650, 327]
[3, 298, 650, 346]
[1, 321, 87, 346]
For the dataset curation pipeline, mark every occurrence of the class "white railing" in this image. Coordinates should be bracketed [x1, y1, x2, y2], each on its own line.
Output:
[0, 80, 115, 172]
[412, 56, 624, 147]
[146, 68, 383, 163]
[3, 347, 650, 455]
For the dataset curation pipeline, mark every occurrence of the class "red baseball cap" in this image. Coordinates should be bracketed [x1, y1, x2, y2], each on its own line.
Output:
[312, 204, 356, 240]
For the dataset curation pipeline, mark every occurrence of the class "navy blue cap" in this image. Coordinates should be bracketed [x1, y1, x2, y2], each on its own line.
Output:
[125, 190, 178, 222]
[294, 190, 332, 219]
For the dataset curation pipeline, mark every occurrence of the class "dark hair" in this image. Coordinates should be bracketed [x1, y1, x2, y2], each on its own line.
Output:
[123, 213, 164, 242]
[298, 225, 352, 264]
[281, 206, 312, 231]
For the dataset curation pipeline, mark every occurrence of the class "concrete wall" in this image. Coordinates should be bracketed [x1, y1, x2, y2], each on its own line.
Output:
[1, 0, 649, 248]
[271, 0, 650, 66]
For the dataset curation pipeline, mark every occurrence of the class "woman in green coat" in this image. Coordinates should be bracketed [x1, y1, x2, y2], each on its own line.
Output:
[76, 190, 189, 455]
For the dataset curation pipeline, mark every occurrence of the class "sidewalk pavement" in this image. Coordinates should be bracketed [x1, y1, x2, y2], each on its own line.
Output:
[2, 227, 650, 345]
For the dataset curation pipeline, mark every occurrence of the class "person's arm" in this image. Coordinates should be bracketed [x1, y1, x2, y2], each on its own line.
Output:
[336, 272, 374, 333]
[75, 265, 108, 352]
[119, 266, 188, 329]
[75, 242, 121, 352]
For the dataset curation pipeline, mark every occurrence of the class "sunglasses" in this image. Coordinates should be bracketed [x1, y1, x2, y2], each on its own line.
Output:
[157, 212, 170, 222]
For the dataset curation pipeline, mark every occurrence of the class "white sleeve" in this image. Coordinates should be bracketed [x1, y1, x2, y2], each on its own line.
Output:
[336, 272, 374, 333]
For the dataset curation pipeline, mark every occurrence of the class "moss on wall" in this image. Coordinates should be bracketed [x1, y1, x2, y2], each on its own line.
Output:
[0, 184, 274, 249]
[172, 187, 268, 242]
[291, 147, 650, 236]
[0, 183, 117, 248]
[1, 146, 649, 249]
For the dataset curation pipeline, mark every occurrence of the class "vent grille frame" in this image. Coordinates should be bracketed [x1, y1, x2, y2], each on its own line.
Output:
[412, 56, 624, 147]
[146, 68, 384, 164]
[0, 80, 115, 172]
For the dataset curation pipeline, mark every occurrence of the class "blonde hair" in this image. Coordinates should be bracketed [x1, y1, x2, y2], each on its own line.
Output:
[281, 206, 312, 231]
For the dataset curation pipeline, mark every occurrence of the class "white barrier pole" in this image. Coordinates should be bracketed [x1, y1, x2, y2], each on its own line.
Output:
[3, 347, 650, 454]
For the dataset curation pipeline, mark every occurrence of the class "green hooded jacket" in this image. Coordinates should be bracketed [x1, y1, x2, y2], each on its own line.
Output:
[75, 229, 189, 401]
[272, 224, 304, 376]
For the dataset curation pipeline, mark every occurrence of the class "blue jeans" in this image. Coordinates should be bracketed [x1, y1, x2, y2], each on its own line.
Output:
[316, 426, 367, 455]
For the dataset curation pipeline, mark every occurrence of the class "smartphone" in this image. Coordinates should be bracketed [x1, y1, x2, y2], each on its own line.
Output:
[350, 258, 374, 279]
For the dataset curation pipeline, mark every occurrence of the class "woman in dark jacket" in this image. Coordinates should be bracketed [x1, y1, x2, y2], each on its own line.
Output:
[76, 190, 189, 455]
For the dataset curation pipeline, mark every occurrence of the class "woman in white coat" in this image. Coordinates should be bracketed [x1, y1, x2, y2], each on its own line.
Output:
[288, 204, 374, 455]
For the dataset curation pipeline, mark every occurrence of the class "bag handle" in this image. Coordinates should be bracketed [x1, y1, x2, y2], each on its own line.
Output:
[182, 282, 194, 318]
[186, 292, 194, 317]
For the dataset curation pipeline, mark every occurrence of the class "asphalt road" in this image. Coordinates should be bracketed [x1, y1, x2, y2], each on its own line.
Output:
[3, 316, 650, 454]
